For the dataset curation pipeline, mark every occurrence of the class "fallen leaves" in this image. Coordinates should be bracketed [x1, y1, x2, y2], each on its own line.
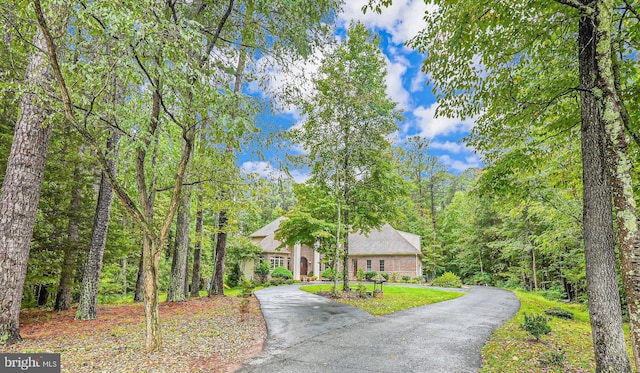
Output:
[0, 296, 266, 373]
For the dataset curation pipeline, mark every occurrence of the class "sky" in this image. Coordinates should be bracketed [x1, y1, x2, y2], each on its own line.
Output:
[240, 0, 481, 182]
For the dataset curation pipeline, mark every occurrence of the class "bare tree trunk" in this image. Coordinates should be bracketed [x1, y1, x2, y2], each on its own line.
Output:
[142, 235, 161, 350]
[54, 165, 83, 311]
[76, 132, 119, 319]
[190, 194, 204, 297]
[167, 186, 191, 302]
[342, 209, 350, 292]
[593, 1, 640, 368]
[579, 10, 632, 372]
[210, 210, 227, 296]
[0, 30, 53, 345]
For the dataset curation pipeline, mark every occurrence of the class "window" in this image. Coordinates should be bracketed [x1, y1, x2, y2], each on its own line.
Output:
[379, 260, 385, 272]
[270, 256, 284, 270]
[366, 260, 371, 271]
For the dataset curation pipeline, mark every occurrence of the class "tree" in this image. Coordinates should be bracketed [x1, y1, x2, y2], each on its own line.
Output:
[383, 0, 637, 368]
[292, 22, 405, 292]
[0, 24, 57, 344]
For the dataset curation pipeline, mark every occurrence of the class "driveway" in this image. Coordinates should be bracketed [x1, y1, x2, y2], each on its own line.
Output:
[238, 284, 520, 373]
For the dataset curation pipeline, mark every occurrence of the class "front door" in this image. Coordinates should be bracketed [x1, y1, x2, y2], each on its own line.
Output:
[352, 259, 358, 277]
[300, 257, 308, 276]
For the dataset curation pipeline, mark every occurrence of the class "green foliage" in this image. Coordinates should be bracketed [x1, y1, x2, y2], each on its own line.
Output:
[401, 275, 410, 282]
[431, 272, 462, 288]
[254, 262, 270, 283]
[227, 262, 242, 288]
[239, 279, 255, 298]
[271, 266, 293, 280]
[540, 347, 566, 368]
[540, 286, 567, 301]
[357, 283, 368, 298]
[544, 307, 574, 320]
[321, 267, 335, 279]
[520, 313, 552, 341]
[364, 271, 378, 281]
[356, 268, 365, 281]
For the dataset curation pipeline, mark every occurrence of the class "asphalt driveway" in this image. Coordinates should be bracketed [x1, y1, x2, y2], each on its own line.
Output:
[238, 284, 520, 373]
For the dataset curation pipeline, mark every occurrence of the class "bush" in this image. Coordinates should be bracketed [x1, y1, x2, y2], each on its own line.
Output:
[254, 261, 270, 283]
[227, 262, 242, 288]
[471, 272, 492, 286]
[356, 268, 365, 281]
[402, 275, 411, 282]
[544, 307, 574, 320]
[520, 313, 552, 341]
[271, 266, 293, 279]
[364, 271, 378, 281]
[381, 273, 389, 280]
[431, 272, 462, 288]
[239, 278, 255, 298]
[540, 347, 565, 367]
[322, 267, 335, 279]
[357, 283, 368, 298]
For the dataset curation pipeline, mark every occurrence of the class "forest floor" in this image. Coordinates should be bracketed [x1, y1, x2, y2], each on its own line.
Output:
[0, 296, 266, 373]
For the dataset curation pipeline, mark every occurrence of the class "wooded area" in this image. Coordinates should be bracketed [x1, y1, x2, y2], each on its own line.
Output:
[1, 1, 639, 372]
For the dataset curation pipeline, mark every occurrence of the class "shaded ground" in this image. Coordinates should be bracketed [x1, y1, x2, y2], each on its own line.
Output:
[0, 296, 266, 373]
[240, 284, 519, 373]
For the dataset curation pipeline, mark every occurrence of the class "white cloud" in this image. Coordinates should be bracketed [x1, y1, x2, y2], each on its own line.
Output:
[413, 103, 475, 139]
[241, 161, 310, 183]
[439, 154, 481, 172]
[339, 0, 432, 45]
[430, 141, 470, 154]
[384, 56, 410, 109]
[409, 70, 427, 93]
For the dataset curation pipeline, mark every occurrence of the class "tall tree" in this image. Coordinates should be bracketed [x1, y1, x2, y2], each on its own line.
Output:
[292, 22, 405, 291]
[0, 22, 58, 344]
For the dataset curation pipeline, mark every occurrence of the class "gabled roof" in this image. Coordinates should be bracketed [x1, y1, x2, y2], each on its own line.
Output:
[251, 218, 421, 257]
[249, 216, 286, 238]
[348, 223, 422, 257]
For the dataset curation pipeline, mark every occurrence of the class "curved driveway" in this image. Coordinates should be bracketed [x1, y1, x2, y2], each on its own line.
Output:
[239, 284, 519, 373]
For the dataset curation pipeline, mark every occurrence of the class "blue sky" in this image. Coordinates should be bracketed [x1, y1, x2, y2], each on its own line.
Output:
[240, 0, 480, 182]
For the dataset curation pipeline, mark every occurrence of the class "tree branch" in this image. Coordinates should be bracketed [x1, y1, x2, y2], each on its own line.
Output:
[554, 0, 595, 15]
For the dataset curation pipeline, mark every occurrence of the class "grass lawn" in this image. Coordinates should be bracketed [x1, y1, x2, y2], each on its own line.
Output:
[481, 290, 636, 372]
[299, 284, 463, 316]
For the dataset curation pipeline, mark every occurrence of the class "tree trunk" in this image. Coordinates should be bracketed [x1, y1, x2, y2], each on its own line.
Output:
[54, 166, 83, 311]
[578, 11, 632, 372]
[134, 249, 144, 302]
[342, 209, 350, 292]
[142, 235, 161, 351]
[210, 210, 228, 296]
[0, 30, 53, 345]
[76, 132, 119, 320]
[593, 0, 640, 368]
[167, 186, 191, 302]
[190, 194, 204, 297]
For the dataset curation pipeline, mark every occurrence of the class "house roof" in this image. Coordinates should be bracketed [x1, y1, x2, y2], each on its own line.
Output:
[251, 218, 421, 257]
[249, 216, 285, 238]
[348, 223, 422, 257]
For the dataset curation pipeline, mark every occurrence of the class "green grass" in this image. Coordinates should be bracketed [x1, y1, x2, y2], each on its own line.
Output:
[481, 290, 635, 372]
[299, 284, 463, 316]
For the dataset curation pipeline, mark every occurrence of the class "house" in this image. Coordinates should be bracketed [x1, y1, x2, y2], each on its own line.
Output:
[244, 217, 423, 281]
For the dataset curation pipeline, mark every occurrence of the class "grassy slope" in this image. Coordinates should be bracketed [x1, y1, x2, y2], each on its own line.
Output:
[481, 290, 635, 372]
[300, 284, 463, 316]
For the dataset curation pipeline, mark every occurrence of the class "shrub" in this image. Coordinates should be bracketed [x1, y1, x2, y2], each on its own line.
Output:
[431, 272, 462, 288]
[254, 261, 270, 283]
[357, 283, 368, 298]
[520, 313, 551, 341]
[271, 266, 293, 279]
[364, 271, 378, 281]
[390, 272, 398, 282]
[544, 307, 574, 320]
[227, 262, 242, 288]
[471, 272, 492, 286]
[402, 275, 411, 282]
[356, 268, 365, 281]
[322, 267, 335, 279]
[239, 278, 254, 298]
[381, 273, 389, 280]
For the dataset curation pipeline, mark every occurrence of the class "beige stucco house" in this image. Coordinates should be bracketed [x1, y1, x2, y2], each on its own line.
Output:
[244, 217, 423, 281]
